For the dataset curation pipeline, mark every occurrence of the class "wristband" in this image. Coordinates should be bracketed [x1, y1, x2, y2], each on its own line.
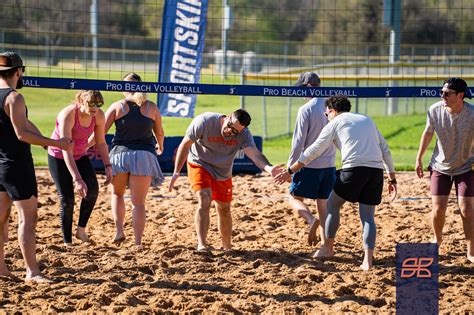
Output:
[287, 167, 293, 175]
[388, 178, 397, 185]
[104, 164, 112, 168]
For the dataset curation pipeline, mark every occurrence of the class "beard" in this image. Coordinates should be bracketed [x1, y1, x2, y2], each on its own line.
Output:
[16, 76, 23, 89]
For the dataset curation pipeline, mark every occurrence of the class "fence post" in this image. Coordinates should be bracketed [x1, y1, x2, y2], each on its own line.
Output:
[240, 69, 245, 109]
[287, 78, 292, 135]
[355, 67, 359, 113]
[262, 96, 268, 139]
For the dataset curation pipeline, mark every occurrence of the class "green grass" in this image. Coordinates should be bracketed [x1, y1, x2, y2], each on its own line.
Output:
[22, 68, 433, 170]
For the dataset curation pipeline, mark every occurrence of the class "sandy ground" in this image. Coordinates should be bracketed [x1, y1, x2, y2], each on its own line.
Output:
[0, 170, 473, 313]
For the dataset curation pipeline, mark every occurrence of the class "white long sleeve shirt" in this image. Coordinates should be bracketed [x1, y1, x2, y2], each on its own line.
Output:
[298, 112, 395, 173]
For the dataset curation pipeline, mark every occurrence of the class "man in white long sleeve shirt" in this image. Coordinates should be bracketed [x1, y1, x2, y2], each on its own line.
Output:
[288, 72, 336, 246]
[276, 95, 397, 270]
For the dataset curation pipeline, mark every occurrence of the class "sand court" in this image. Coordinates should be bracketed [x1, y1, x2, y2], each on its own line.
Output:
[0, 170, 472, 312]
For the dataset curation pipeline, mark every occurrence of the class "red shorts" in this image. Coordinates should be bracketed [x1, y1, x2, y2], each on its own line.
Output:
[187, 163, 232, 202]
[429, 168, 474, 197]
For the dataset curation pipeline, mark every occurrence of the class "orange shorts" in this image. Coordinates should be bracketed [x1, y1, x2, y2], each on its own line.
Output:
[187, 162, 232, 202]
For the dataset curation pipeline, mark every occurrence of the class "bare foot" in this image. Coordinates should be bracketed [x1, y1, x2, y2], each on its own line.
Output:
[25, 275, 52, 283]
[75, 229, 90, 243]
[307, 218, 320, 246]
[112, 235, 126, 244]
[197, 244, 214, 252]
[360, 261, 373, 271]
[134, 244, 144, 252]
[359, 257, 374, 271]
[313, 246, 334, 258]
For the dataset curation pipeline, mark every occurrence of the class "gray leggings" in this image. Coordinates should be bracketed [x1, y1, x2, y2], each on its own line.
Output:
[325, 191, 376, 249]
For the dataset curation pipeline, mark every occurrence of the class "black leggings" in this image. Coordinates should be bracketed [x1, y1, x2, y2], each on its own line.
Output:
[48, 155, 99, 243]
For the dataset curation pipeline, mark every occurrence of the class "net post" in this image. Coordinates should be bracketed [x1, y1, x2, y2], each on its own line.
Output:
[240, 69, 245, 109]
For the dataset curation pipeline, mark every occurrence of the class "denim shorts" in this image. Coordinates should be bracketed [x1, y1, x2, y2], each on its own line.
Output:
[110, 149, 164, 187]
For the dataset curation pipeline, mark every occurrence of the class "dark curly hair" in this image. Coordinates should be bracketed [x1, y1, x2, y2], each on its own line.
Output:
[325, 94, 352, 113]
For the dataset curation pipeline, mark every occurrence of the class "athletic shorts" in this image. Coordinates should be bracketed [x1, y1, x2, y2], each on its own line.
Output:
[187, 162, 232, 202]
[333, 166, 384, 205]
[0, 159, 38, 201]
[290, 167, 336, 199]
[429, 168, 474, 197]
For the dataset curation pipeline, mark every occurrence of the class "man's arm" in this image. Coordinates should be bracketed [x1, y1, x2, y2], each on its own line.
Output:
[275, 122, 336, 185]
[26, 119, 43, 136]
[7, 92, 72, 150]
[376, 129, 397, 201]
[168, 136, 194, 192]
[415, 128, 434, 178]
[243, 146, 282, 178]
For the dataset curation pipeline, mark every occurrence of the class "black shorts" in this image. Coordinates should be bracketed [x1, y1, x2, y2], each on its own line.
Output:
[0, 159, 38, 201]
[333, 166, 384, 205]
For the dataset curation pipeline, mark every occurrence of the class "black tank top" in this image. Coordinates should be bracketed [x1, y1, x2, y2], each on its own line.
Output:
[111, 100, 156, 155]
[0, 88, 32, 162]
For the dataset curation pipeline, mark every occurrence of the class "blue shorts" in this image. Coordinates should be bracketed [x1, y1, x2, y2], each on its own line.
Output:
[289, 167, 336, 199]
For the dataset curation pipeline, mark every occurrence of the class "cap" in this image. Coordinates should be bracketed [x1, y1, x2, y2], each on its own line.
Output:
[294, 72, 321, 87]
[0, 52, 23, 71]
[444, 77, 472, 99]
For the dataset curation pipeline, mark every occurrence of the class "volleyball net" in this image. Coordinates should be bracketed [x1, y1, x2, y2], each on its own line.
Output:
[1, 0, 473, 138]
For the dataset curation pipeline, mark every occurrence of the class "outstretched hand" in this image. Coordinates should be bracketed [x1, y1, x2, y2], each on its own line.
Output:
[274, 168, 292, 185]
[268, 164, 285, 178]
[169, 173, 179, 192]
[58, 137, 74, 151]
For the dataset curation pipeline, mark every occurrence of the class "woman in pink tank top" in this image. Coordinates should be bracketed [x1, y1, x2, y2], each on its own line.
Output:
[47, 90, 112, 246]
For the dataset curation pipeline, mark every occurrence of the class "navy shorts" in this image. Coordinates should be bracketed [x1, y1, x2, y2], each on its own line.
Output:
[0, 159, 38, 201]
[333, 166, 384, 205]
[290, 167, 336, 199]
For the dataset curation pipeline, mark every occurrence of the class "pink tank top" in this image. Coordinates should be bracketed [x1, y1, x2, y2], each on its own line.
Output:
[48, 107, 96, 160]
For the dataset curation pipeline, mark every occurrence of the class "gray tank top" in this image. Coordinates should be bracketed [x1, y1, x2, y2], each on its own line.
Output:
[110, 100, 156, 155]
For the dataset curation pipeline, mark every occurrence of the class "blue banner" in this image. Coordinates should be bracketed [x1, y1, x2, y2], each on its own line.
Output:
[23, 76, 469, 99]
[396, 243, 439, 314]
[157, 0, 209, 118]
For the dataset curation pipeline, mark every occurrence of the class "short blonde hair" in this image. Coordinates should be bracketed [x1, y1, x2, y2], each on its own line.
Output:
[123, 72, 147, 105]
[74, 90, 104, 106]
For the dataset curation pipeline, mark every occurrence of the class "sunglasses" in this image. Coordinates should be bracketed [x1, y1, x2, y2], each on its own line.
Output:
[226, 119, 241, 136]
[324, 108, 333, 117]
[439, 90, 457, 98]
[87, 101, 103, 108]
